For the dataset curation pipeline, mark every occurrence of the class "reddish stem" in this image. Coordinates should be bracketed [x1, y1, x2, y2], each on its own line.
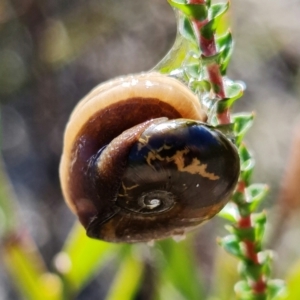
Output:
[187, 0, 229, 124]
[237, 181, 267, 295]
[244, 240, 259, 264]
[238, 215, 251, 228]
[186, 1, 267, 296]
[239, 217, 267, 295]
[236, 180, 246, 193]
[189, 0, 206, 4]
[253, 279, 267, 295]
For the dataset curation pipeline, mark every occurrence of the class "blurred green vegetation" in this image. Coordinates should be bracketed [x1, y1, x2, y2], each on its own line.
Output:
[0, 0, 300, 299]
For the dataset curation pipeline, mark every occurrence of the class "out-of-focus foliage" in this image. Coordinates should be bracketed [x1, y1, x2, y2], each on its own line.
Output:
[0, 0, 300, 299]
[56, 223, 118, 294]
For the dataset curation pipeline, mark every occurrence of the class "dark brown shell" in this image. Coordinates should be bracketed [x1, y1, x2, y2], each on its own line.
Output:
[59, 72, 239, 243]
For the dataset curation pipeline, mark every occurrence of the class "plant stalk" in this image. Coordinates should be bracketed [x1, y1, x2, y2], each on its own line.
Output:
[187, 0, 229, 124]
[236, 182, 267, 296]
[187, 0, 267, 297]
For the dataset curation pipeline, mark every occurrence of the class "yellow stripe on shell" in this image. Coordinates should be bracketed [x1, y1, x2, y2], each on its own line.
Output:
[145, 148, 220, 180]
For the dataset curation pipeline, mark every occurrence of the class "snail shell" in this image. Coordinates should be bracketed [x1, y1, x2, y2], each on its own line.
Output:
[60, 72, 240, 243]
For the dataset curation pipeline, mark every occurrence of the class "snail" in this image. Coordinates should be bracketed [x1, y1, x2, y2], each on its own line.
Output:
[59, 72, 240, 243]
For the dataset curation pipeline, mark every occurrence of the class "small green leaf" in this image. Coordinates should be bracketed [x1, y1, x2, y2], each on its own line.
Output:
[267, 280, 286, 300]
[216, 31, 233, 75]
[234, 280, 252, 297]
[218, 203, 239, 222]
[185, 62, 201, 79]
[248, 184, 269, 202]
[259, 251, 274, 278]
[225, 80, 244, 101]
[237, 291, 264, 300]
[200, 19, 215, 40]
[253, 212, 267, 226]
[231, 194, 253, 219]
[201, 53, 220, 64]
[232, 184, 268, 217]
[233, 113, 255, 145]
[239, 203, 254, 218]
[239, 143, 252, 163]
[232, 185, 268, 217]
[232, 190, 246, 205]
[179, 15, 197, 44]
[190, 79, 211, 93]
[217, 81, 244, 113]
[239, 261, 263, 282]
[219, 235, 244, 258]
[168, 0, 208, 20]
[200, 2, 229, 39]
[233, 113, 255, 134]
[229, 225, 256, 242]
[210, 2, 230, 20]
[239, 145, 255, 185]
[247, 184, 269, 213]
[241, 168, 254, 187]
[253, 212, 267, 249]
[235, 281, 268, 300]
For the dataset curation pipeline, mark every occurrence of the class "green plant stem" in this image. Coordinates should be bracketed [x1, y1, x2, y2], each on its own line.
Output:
[187, 0, 229, 124]
[186, 1, 268, 298]
[236, 181, 267, 296]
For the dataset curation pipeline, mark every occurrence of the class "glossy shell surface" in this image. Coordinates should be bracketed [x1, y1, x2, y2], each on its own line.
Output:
[60, 72, 239, 243]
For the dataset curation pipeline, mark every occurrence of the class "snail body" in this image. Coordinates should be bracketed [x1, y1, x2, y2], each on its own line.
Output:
[60, 72, 240, 243]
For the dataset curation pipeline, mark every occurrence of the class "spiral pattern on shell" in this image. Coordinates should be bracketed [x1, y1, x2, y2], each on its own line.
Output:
[60, 72, 240, 243]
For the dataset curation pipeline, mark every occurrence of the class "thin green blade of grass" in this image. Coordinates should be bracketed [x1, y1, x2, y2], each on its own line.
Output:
[3, 235, 63, 300]
[156, 238, 204, 300]
[56, 222, 119, 294]
[105, 246, 144, 300]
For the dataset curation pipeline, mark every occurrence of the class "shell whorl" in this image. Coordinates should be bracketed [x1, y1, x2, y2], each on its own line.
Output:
[60, 72, 206, 215]
[59, 72, 240, 243]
